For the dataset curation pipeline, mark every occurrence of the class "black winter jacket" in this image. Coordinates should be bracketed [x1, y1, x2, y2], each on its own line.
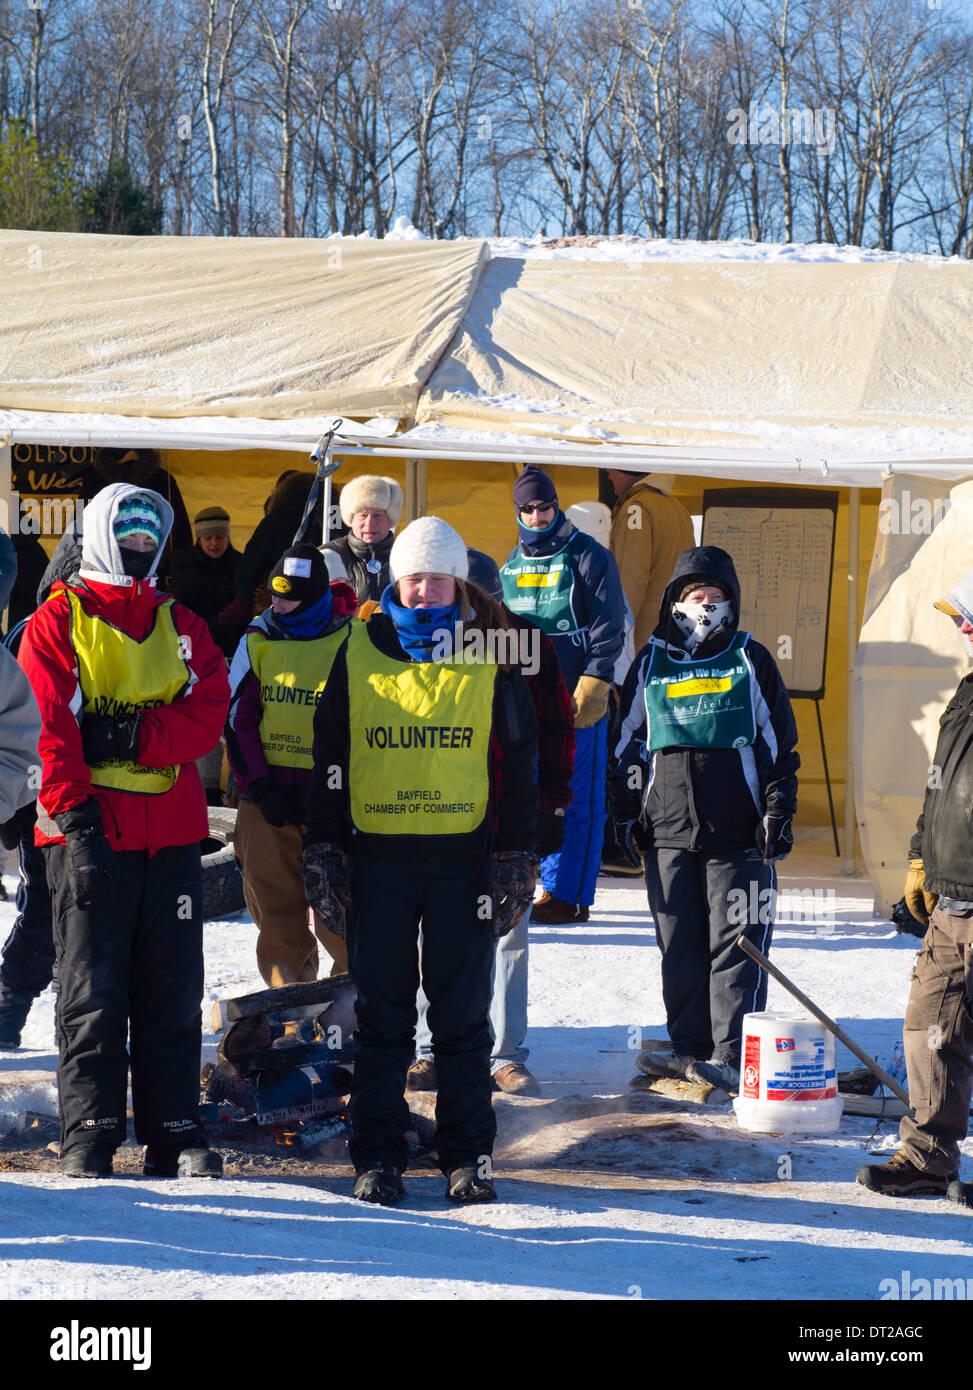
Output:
[910, 672, 973, 898]
[169, 542, 244, 658]
[609, 545, 799, 852]
[303, 612, 539, 859]
[323, 532, 393, 605]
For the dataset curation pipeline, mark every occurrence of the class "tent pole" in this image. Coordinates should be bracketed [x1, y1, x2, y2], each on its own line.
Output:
[405, 460, 417, 523]
[405, 458, 428, 524]
[841, 486, 861, 875]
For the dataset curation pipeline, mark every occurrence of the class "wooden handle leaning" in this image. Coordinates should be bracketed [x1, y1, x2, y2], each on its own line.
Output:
[735, 934, 912, 1110]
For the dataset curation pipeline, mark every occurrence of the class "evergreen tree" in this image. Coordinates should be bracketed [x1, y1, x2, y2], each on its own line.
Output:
[81, 159, 163, 235]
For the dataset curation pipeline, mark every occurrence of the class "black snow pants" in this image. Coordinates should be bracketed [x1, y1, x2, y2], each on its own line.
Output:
[347, 854, 496, 1174]
[644, 847, 775, 1063]
[46, 840, 207, 1156]
[0, 835, 55, 999]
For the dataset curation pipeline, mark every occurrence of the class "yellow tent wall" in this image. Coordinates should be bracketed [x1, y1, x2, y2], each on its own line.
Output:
[667, 477, 878, 838]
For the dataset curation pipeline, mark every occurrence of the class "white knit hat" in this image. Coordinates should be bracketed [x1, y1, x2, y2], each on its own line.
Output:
[389, 516, 469, 583]
[339, 475, 404, 528]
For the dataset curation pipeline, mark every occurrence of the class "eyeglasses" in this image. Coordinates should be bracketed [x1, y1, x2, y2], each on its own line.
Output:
[519, 502, 555, 515]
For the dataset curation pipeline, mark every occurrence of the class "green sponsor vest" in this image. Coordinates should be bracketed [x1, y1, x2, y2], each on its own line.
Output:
[643, 633, 757, 751]
[248, 621, 352, 770]
[345, 621, 496, 836]
[500, 534, 584, 639]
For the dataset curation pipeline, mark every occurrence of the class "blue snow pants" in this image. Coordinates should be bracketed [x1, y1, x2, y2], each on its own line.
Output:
[540, 715, 608, 908]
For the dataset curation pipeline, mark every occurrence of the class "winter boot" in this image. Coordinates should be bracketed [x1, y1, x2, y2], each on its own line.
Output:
[492, 1062, 541, 1096]
[60, 1144, 115, 1178]
[446, 1166, 497, 1204]
[856, 1149, 958, 1197]
[529, 894, 589, 925]
[353, 1166, 405, 1205]
[406, 1058, 438, 1091]
[947, 1180, 973, 1209]
[0, 989, 33, 1049]
[635, 1049, 696, 1081]
[143, 1145, 223, 1178]
[688, 1056, 741, 1092]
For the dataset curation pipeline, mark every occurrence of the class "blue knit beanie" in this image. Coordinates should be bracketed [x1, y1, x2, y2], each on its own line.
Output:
[114, 493, 162, 549]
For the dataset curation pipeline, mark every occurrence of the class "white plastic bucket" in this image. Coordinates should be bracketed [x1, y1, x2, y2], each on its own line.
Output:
[732, 1010, 843, 1134]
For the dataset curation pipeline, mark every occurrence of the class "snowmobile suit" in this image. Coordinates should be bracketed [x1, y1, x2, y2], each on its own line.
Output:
[305, 612, 538, 1174]
[501, 514, 624, 908]
[611, 545, 799, 1065]
[18, 483, 230, 1160]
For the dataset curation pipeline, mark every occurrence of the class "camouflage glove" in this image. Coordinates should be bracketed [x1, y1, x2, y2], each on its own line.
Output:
[572, 676, 610, 729]
[301, 842, 353, 940]
[905, 858, 937, 925]
[488, 850, 539, 939]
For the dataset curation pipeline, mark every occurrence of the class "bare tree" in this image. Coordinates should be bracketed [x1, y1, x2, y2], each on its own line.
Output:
[195, 0, 249, 235]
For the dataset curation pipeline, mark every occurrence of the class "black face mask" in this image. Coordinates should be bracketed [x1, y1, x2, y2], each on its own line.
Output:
[120, 547, 157, 580]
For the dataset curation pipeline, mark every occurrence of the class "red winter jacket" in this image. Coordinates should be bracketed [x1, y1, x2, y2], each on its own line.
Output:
[19, 575, 231, 854]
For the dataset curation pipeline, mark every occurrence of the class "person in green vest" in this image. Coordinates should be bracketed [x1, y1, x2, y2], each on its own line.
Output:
[500, 465, 626, 925]
[302, 516, 539, 1206]
[226, 544, 359, 986]
[609, 545, 800, 1094]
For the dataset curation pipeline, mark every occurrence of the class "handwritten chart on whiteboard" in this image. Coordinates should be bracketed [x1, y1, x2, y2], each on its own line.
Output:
[701, 489, 838, 699]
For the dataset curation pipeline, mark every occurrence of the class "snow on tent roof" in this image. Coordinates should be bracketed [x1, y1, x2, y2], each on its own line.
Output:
[417, 256, 973, 453]
[0, 231, 487, 420]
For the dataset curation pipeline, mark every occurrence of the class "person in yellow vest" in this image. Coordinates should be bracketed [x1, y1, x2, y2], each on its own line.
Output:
[302, 517, 539, 1206]
[18, 484, 231, 1179]
[227, 544, 358, 986]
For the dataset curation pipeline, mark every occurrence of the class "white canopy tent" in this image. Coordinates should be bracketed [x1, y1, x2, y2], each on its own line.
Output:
[2, 229, 973, 904]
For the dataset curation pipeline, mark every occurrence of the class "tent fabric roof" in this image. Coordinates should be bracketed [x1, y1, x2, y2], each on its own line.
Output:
[0, 231, 487, 419]
[2, 232, 973, 480]
[416, 257, 973, 451]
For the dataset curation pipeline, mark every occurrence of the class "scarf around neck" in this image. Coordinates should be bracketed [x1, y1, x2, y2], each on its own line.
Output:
[380, 588, 462, 661]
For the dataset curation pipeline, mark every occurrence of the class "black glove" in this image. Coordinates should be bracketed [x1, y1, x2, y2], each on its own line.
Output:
[0, 801, 36, 851]
[538, 808, 566, 858]
[488, 850, 539, 939]
[757, 813, 793, 863]
[80, 712, 142, 765]
[250, 778, 297, 828]
[613, 818, 647, 870]
[54, 798, 115, 910]
[301, 842, 353, 940]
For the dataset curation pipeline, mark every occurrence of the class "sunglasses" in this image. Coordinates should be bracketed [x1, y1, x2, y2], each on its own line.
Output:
[519, 502, 555, 515]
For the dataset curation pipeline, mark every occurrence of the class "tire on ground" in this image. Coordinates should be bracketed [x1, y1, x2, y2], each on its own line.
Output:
[202, 808, 245, 919]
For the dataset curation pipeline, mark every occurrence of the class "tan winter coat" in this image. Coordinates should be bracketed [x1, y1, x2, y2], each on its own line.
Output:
[610, 474, 695, 650]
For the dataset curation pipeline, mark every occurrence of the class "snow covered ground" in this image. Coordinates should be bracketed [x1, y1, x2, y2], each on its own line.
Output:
[0, 845, 970, 1305]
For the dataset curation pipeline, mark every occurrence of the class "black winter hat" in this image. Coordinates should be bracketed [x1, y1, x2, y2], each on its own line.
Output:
[268, 544, 329, 611]
[513, 464, 558, 511]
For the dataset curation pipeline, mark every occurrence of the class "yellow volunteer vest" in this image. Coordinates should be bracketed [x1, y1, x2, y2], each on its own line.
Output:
[345, 620, 497, 836]
[248, 622, 351, 770]
[67, 589, 189, 795]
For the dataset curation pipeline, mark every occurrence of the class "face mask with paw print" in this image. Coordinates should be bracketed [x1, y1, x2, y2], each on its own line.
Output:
[670, 599, 735, 654]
